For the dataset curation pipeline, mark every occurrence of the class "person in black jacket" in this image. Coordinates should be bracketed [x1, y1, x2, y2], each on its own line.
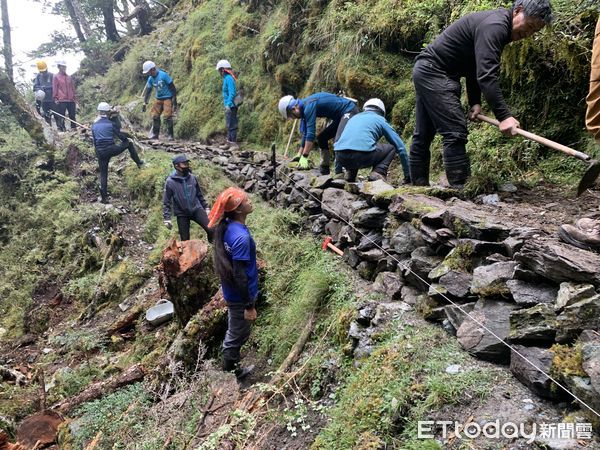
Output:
[91, 102, 144, 204]
[409, 0, 553, 188]
[162, 155, 212, 242]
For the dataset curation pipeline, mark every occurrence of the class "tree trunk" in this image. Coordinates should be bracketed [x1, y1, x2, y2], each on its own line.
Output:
[65, 0, 92, 38]
[0, 70, 56, 165]
[0, 0, 13, 81]
[63, 0, 86, 43]
[100, 0, 120, 42]
[118, 0, 134, 34]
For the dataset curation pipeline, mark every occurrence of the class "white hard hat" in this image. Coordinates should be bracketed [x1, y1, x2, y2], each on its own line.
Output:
[55, 60, 67, 67]
[34, 90, 46, 101]
[363, 98, 385, 115]
[216, 59, 232, 70]
[278, 95, 295, 119]
[142, 60, 156, 74]
[97, 102, 112, 112]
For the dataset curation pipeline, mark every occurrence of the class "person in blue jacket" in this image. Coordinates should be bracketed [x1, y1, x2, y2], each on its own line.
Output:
[91, 102, 144, 204]
[142, 60, 177, 140]
[278, 92, 359, 175]
[162, 155, 212, 242]
[334, 98, 410, 183]
[208, 187, 257, 380]
[216, 59, 240, 146]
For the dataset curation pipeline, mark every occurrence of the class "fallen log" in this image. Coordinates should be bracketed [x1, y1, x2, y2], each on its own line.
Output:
[52, 364, 146, 413]
[16, 411, 63, 449]
[103, 304, 144, 337]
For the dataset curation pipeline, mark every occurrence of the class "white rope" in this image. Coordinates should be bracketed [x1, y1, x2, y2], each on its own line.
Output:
[269, 161, 600, 419]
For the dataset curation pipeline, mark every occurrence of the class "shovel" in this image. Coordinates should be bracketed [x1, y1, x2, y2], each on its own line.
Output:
[477, 114, 600, 196]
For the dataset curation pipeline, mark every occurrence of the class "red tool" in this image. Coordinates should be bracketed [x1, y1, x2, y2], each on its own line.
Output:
[321, 236, 344, 256]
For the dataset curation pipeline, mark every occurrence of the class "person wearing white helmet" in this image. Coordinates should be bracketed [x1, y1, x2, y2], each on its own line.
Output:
[277, 92, 359, 175]
[333, 98, 410, 183]
[52, 60, 77, 132]
[33, 60, 56, 125]
[216, 59, 242, 146]
[92, 101, 144, 204]
[142, 60, 177, 140]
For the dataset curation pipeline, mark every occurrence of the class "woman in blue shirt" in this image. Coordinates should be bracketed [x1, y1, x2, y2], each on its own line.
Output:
[208, 187, 257, 379]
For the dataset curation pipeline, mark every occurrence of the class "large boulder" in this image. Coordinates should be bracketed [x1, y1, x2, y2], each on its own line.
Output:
[322, 188, 358, 222]
[581, 331, 600, 396]
[352, 207, 388, 229]
[506, 279, 557, 306]
[389, 193, 447, 221]
[371, 271, 404, 300]
[555, 295, 600, 343]
[555, 282, 596, 310]
[456, 299, 517, 362]
[508, 304, 557, 344]
[438, 271, 473, 298]
[510, 345, 562, 399]
[390, 222, 425, 256]
[470, 261, 517, 297]
[403, 246, 442, 291]
[443, 199, 514, 241]
[444, 302, 476, 330]
[515, 237, 600, 285]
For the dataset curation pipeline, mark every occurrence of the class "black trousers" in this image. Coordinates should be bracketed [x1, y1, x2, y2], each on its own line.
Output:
[335, 143, 396, 175]
[317, 105, 360, 173]
[96, 141, 142, 201]
[409, 58, 470, 186]
[222, 302, 252, 363]
[225, 106, 238, 142]
[41, 101, 56, 125]
[176, 208, 210, 241]
[54, 101, 77, 131]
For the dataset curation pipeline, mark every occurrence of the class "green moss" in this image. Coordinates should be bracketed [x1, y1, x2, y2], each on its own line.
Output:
[550, 343, 586, 379]
[443, 241, 474, 272]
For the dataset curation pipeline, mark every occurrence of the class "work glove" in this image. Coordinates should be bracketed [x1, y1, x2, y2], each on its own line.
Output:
[205, 208, 211, 216]
[142, 103, 147, 113]
[164, 220, 173, 230]
[298, 155, 310, 170]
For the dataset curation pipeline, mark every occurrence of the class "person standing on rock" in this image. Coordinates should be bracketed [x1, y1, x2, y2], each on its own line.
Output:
[162, 155, 212, 242]
[216, 59, 241, 147]
[558, 16, 600, 251]
[92, 102, 144, 204]
[334, 98, 410, 183]
[52, 60, 77, 132]
[142, 60, 177, 141]
[33, 60, 56, 126]
[409, 0, 552, 188]
[278, 92, 359, 175]
[208, 187, 257, 380]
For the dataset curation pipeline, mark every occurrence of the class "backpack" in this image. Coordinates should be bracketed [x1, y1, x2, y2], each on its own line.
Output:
[234, 78, 244, 107]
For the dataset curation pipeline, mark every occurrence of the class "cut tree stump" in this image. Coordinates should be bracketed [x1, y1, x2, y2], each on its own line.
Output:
[158, 238, 217, 327]
[52, 364, 146, 413]
[16, 410, 63, 449]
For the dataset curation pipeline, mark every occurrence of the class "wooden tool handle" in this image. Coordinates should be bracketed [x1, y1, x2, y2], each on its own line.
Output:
[327, 243, 344, 257]
[477, 114, 591, 162]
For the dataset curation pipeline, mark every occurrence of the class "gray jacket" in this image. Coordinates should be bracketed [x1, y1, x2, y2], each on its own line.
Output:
[162, 170, 209, 220]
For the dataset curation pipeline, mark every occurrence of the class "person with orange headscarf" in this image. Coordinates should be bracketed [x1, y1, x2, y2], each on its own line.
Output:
[209, 187, 257, 379]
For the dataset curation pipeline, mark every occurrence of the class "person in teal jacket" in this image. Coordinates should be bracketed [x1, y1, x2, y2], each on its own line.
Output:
[334, 98, 410, 183]
[216, 59, 240, 146]
[278, 92, 359, 175]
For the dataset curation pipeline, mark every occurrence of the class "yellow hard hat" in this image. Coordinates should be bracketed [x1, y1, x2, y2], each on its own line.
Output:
[36, 61, 47, 72]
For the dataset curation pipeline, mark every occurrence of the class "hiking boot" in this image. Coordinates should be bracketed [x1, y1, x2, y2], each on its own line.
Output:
[558, 219, 600, 251]
[319, 165, 331, 176]
[368, 171, 386, 182]
[234, 364, 255, 380]
[136, 161, 145, 169]
[345, 169, 358, 183]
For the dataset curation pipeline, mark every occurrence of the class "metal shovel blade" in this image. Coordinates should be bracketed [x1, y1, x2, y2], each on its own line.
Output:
[577, 159, 600, 197]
